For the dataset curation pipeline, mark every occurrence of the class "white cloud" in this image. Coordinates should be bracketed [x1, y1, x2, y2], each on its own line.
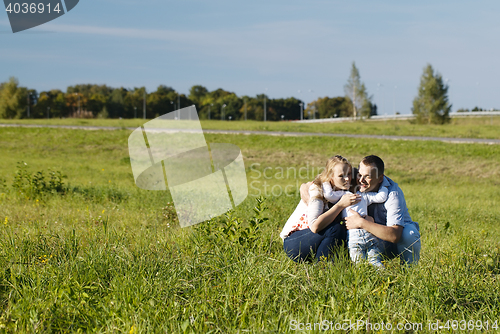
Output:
[38, 20, 342, 73]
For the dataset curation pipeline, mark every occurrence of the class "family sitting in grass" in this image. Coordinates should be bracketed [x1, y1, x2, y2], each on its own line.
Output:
[280, 155, 421, 266]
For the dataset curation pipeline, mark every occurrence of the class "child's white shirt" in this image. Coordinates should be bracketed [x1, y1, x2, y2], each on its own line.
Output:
[322, 177, 390, 218]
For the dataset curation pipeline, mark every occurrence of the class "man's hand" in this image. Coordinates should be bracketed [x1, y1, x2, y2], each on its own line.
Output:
[300, 182, 312, 205]
[344, 209, 365, 230]
[345, 209, 403, 243]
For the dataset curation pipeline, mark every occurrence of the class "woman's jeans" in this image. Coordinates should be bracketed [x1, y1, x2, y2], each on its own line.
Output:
[283, 217, 346, 262]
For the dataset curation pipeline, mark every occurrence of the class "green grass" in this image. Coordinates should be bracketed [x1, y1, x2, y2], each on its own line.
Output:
[1, 115, 500, 139]
[0, 127, 499, 332]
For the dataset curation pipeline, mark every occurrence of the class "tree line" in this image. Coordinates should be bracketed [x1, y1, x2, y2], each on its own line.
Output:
[0, 68, 374, 121]
[0, 62, 455, 124]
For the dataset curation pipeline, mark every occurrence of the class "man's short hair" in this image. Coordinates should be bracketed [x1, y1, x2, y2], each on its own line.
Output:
[360, 155, 384, 176]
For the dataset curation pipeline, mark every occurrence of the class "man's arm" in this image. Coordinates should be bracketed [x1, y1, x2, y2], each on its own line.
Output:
[345, 209, 403, 243]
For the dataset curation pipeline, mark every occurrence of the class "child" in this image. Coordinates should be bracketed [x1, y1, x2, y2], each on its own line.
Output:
[323, 175, 389, 268]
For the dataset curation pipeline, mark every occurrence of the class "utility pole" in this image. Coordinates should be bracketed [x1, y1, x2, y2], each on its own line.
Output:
[393, 85, 397, 116]
[244, 98, 247, 121]
[143, 90, 146, 119]
[264, 96, 267, 122]
[221, 104, 226, 120]
[264, 88, 268, 122]
[177, 94, 180, 119]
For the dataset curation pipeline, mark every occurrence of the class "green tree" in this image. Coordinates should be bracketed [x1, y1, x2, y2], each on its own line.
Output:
[188, 85, 208, 105]
[34, 90, 65, 118]
[267, 97, 301, 120]
[0, 77, 28, 119]
[67, 84, 112, 118]
[306, 96, 351, 119]
[412, 64, 451, 124]
[108, 88, 127, 118]
[344, 62, 372, 119]
[125, 87, 147, 118]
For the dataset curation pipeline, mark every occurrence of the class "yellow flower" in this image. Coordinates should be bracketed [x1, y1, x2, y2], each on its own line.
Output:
[129, 325, 137, 334]
[3, 217, 7, 225]
[102, 210, 105, 214]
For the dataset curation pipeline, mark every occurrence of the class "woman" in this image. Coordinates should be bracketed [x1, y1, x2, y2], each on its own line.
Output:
[280, 155, 361, 262]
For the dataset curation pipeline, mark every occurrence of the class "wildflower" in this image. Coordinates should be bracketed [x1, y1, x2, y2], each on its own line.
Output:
[3, 217, 7, 225]
[102, 210, 105, 214]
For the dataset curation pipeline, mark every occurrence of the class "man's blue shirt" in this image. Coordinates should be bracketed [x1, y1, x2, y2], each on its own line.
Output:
[367, 176, 414, 227]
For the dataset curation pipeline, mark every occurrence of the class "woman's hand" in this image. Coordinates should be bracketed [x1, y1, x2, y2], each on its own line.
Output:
[337, 193, 361, 209]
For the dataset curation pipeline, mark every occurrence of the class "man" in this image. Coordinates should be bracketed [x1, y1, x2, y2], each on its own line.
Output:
[301, 155, 421, 264]
[346, 155, 421, 264]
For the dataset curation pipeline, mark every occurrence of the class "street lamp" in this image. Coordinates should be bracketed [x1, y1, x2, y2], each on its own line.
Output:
[27, 93, 30, 118]
[47, 107, 50, 119]
[221, 104, 226, 120]
[476, 82, 480, 110]
[264, 88, 268, 122]
[243, 98, 247, 121]
[393, 85, 397, 115]
[377, 83, 384, 115]
[134, 107, 137, 119]
[143, 90, 146, 120]
[73, 93, 81, 116]
[445, 78, 451, 112]
[308, 89, 316, 119]
[299, 102, 304, 120]
[281, 115, 284, 121]
[208, 103, 213, 120]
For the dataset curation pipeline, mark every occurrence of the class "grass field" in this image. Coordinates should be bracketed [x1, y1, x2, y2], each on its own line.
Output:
[2, 115, 500, 140]
[0, 122, 500, 333]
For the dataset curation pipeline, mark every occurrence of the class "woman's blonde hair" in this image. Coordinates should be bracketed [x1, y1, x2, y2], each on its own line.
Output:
[312, 155, 352, 199]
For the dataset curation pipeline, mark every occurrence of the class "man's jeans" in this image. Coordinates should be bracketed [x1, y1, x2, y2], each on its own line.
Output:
[283, 218, 346, 262]
[381, 222, 421, 264]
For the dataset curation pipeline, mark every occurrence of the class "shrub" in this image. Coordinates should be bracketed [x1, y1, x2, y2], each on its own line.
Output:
[12, 162, 66, 198]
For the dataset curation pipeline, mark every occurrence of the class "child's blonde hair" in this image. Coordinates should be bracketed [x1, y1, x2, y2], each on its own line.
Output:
[312, 155, 352, 199]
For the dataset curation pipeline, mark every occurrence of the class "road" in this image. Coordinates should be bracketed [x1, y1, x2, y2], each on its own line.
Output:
[1, 123, 499, 145]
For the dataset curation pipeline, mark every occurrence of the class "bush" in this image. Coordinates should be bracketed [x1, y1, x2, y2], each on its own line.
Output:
[12, 162, 66, 198]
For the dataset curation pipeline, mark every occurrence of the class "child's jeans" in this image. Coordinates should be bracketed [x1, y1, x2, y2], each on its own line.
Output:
[348, 228, 383, 268]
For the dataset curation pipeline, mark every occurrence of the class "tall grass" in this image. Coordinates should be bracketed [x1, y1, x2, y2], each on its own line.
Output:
[0, 127, 499, 332]
[2, 115, 500, 139]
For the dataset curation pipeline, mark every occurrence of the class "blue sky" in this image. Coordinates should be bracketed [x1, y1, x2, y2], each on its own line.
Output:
[1, 0, 499, 114]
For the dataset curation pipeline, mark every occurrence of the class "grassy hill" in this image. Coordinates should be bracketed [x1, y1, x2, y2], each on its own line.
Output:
[0, 125, 499, 332]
